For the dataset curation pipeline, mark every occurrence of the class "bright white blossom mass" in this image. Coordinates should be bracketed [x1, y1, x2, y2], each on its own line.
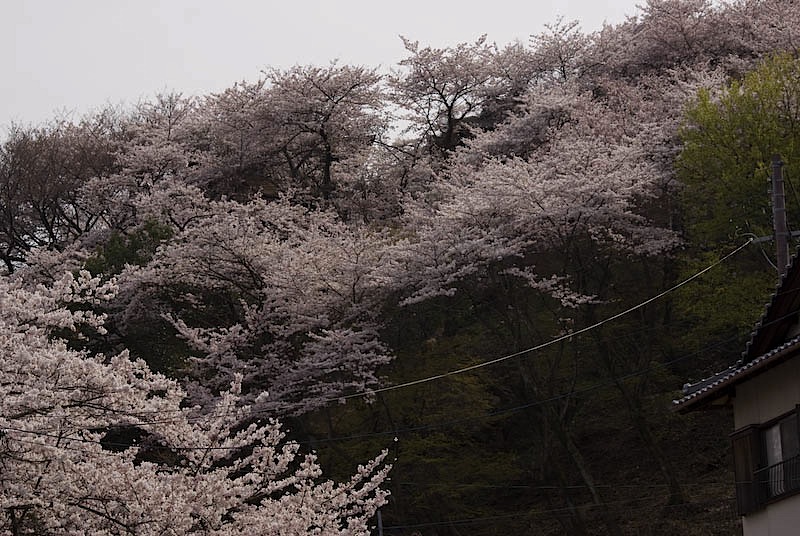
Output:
[0, 272, 389, 534]
[3, 0, 800, 532]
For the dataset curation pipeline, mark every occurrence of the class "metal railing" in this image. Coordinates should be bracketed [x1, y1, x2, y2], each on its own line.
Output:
[754, 455, 800, 504]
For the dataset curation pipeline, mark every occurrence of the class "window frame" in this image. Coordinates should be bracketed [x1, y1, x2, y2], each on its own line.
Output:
[732, 406, 800, 515]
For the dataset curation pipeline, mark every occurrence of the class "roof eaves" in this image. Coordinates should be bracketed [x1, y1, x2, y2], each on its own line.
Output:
[743, 246, 800, 360]
[673, 334, 800, 411]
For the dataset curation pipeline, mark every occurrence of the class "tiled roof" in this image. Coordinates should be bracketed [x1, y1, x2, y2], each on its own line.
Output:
[742, 246, 800, 361]
[673, 334, 800, 411]
[673, 244, 800, 412]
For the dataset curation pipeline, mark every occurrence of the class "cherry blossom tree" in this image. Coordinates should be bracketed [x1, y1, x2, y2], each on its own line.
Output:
[0, 270, 389, 534]
[189, 79, 277, 198]
[113, 194, 394, 416]
[389, 82, 680, 306]
[389, 36, 502, 154]
[0, 99, 205, 279]
[723, 0, 800, 58]
[329, 134, 437, 224]
[529, 18, 592, 85]
[116, 93, 199, 186]
[585, 0, 735, 80]
[7, 12, 792, 530]
[193, 65, 386, 204]
[264, 64, 387, 201]
[0, 114, 124, 274]
[78, 94, 206, 235]
[377, 77, 692, 521]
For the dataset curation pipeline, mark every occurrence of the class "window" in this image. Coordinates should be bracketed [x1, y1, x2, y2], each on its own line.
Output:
[732, 408, 800, 515]
[759, 414, 800, 499]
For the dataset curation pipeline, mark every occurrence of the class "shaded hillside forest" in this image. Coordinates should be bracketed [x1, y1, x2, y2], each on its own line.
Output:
[4, 0, 800, 534]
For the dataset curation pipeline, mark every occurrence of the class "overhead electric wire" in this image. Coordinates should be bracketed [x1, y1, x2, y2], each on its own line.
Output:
[112, 237, 757, 422]
[782, 166, 800, 225]
[300, 329, 746, 445]
[0, 326, 740, 453]
[338, 237, 755, 400]
[379, 494, 736, 531]
[0, 325, 747, 451]
[393, 480, 734, 491]
[0, 238, 757, 452]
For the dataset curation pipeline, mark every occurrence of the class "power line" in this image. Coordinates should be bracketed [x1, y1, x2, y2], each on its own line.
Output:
[303, 330, 744, 445]
[1, 326, 744, 451]
[1, 238, 755, 450]
[380, 494, 736, 531]
[338, 238, 754, 400]
[393, 480, 733, 491]
[104, 236, 756, 422]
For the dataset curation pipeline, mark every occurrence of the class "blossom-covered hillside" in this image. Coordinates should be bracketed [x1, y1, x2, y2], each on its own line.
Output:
[3, 0, 800, 533]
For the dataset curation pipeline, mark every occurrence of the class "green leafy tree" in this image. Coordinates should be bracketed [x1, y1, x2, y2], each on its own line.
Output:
[675, 53, 800, 370]
[679, 53, 800, 249]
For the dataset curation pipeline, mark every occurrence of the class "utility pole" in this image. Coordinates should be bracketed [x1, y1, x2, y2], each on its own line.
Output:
[772, 154, 790, 277]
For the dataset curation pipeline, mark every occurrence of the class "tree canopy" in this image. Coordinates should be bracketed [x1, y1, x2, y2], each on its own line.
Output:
[4, 1, 800, 533]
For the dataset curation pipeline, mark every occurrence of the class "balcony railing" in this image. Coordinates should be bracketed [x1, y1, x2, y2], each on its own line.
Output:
[754, 455, 800, 504]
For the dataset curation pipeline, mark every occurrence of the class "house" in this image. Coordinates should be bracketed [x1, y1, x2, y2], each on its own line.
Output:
[673, 254, 800, 535]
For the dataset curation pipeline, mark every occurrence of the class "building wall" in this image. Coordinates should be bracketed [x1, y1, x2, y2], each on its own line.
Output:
[734, 358, 800, 430]
[734, 357, 800, 536]
[742, 495, 800, 536]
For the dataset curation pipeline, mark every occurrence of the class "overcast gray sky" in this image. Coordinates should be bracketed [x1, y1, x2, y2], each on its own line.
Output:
[2, 0, 640, 129]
